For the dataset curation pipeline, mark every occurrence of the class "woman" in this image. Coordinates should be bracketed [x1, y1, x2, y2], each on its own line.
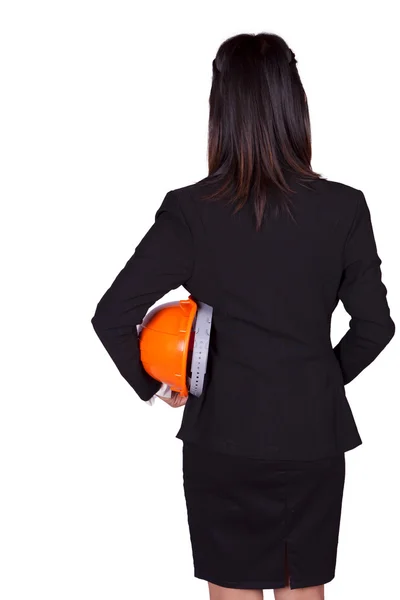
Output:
[91, 33, 395, 599]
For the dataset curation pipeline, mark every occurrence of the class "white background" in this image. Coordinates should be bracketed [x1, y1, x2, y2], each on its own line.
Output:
[0, 1, 399, 599]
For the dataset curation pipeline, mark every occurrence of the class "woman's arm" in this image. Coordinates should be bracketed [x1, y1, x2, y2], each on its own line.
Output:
[333, 190, 395, 384]
[91, 190, 193, 401]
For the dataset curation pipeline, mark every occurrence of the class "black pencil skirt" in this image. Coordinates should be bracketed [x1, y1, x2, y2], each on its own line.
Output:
[182, 441, 346, 590]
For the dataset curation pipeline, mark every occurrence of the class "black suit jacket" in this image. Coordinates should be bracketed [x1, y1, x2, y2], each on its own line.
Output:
[91, 173, 395, 460]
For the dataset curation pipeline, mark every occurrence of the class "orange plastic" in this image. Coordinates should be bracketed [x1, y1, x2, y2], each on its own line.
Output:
[139, 296, 198, 397]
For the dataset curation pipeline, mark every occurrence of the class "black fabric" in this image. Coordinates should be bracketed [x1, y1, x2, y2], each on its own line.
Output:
[182, 440, 346, 590]
[91, 173, 395, 459]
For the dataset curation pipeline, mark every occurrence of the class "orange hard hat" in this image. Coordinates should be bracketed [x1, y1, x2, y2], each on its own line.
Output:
[139, 295, 213, 397]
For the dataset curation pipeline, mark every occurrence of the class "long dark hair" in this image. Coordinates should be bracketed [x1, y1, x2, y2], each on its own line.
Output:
[199, 32, 323, 230]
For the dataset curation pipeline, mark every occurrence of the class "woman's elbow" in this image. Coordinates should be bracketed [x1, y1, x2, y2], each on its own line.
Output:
[91, 309, 103, 337]
[386, 317, 396, 344]
[377, 316, 396, 350]
[91, 300, 109, 336]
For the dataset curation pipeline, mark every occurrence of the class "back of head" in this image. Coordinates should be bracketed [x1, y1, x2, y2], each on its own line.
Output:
[201, 32, 323, 230]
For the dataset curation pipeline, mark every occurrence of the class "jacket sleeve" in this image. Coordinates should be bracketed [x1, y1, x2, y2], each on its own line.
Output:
[91, 190, 193, 401]
[333, 190, 395, 384]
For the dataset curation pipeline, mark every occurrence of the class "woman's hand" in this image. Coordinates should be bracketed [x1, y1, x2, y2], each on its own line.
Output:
[156, 390, 188, 408]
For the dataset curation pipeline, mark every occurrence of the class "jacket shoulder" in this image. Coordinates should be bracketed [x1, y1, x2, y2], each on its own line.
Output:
[311, 176, 362, 197]
[167, 177, 214, 218]
[170, 176, 210, 199]
[309, 176, 365, 221]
